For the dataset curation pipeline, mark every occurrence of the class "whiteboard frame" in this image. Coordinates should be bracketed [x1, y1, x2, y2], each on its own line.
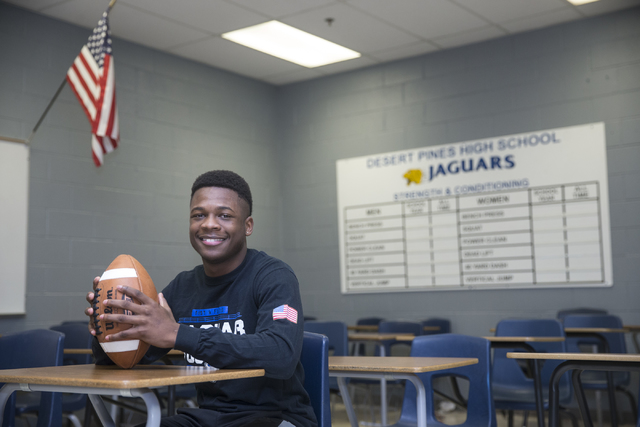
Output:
[0, 138, 29, 314]
[336, 123, 612, 294]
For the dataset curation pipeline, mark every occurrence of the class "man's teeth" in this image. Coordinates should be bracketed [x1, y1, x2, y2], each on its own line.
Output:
[202, 238, 223, 242]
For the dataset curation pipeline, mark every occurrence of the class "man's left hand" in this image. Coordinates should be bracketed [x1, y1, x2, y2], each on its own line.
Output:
[100, 286, 179, 349]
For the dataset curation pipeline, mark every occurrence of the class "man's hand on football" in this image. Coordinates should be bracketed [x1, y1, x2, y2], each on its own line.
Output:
[99, 286, 179, 349]
[84, 276, 101, 336]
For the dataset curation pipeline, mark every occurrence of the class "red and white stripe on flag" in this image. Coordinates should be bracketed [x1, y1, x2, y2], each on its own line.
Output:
[272, 304, 298, 324]
[66, 10, 119, 167]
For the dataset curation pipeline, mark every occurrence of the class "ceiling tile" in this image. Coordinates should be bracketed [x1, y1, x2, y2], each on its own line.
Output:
[347, 0, 489, 39]
[3, 0, 69, 12]
[432, 25, 507, 49]
[120, 0, 266, 34]
[231, 0, 337, 19]
[39, 1, 210, 50]
[312, 55, 379, 75]
[501, 7, 583, 33]
[109, 4, 210, 50]
[30, 0, 112, 30]
[261, 68, 326, 85]
[281, 3, 419, 54]
[453, 0, 572, 23]
[169, 37, 304, 79]
[576, 0, 640, 15]
[369, 41, 440, 62]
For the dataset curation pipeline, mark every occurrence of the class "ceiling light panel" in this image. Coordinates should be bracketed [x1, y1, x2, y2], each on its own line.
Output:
[222, 20, 361, 68]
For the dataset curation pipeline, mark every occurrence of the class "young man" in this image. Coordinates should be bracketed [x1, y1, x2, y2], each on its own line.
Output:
[85, 170, 317, 427]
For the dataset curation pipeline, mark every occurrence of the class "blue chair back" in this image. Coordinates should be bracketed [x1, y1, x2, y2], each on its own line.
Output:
[492, 319, 571, 407]
[395, 334, 496, 427]
[357, 317, 384, 326]
[562, 314, 629, 388]
[421, 318, 451, 335]
[50, 323, 93, 365]
[557, 308, 607, 320]
[378, 321, 422, 356]
[0, 329, 65, 427]
[300, 332, 331, 427]
[562, 314, 625, 353]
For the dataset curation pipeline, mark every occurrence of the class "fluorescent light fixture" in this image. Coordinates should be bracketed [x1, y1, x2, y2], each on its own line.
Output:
[567, 0, 600, 4]
[222, 21, 361, 68]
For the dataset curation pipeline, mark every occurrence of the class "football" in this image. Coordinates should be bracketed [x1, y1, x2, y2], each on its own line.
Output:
[92, 254, 158, 369]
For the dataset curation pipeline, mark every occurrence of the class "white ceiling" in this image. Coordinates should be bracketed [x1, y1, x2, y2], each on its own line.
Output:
[7, 0, 640, 85]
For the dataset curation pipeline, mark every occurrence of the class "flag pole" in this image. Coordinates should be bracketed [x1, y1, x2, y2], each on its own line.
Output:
[22, 0, 118, 145]
[25, 78, 67, 144]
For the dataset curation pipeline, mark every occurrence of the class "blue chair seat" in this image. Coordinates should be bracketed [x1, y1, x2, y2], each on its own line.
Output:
[491, 318, 572, 424]
[493, 383, 572, 406]
[391, 334, 496, 427]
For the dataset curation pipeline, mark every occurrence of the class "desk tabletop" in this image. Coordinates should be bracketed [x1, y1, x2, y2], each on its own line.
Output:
[348, 333, 415, 341]
[623, 325, 640, 331]
[484, 336, 565, 342]
[329, 356, 478, 373]
[347, 325, 440, 332]
[64, 349, 184, 356]
[506, 352, 640, 362]
[564, 327, 626, 334]
[0, 364, 264, 389]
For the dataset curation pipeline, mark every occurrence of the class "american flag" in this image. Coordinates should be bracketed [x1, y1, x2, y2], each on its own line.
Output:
[272, 304, 298, 324]
[66, 8, 119, 167]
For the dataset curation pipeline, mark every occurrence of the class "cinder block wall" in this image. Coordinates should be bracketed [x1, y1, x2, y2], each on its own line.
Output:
[0, 3, 281, 332]
[1, 3, 639, 337]
[277, 7, 640, 335]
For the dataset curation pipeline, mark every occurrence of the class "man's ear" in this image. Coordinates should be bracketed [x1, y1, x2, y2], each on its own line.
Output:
[245, 216, 254, 236]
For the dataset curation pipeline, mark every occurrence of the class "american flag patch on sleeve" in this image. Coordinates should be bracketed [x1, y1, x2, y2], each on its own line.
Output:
[272, 304, 298, 324]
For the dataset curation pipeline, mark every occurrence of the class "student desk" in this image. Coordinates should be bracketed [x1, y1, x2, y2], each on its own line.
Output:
[329, 356, 478, 427]
[0, 364, 264, 427]
[483, 336, 565, 427]
[623, 325, 640, 352]
[507, 352, 640, 427]
[348, 333, 416, 425]
[62, 349, 186, 415]
[347, 325, 440, 333]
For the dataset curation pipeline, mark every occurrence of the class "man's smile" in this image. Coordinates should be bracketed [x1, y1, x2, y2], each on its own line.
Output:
[200, 236, 226, 246]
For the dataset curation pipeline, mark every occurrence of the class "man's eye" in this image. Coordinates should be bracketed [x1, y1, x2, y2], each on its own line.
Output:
[220, 214, 231, 219]
[192, 213, 205, 219]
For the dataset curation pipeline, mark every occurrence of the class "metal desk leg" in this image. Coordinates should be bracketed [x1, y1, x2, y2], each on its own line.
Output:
[0, 384, 21, 427]
[337, 377, 358, 427]
[572, 369, 593, 427]
[139, 390, 162, 427]
[606, 370, 617, 427]
[378, 345, 387, 426]
[88, 395, 116, 427]
[403, 375, 427, 427]
[167, 386, 176, 416]
[531, 359, 545, 427]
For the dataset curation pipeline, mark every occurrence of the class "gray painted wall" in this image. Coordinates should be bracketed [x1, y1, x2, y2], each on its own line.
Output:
[1, 3, 639, 338]
[277, 8, 640, 336]
[0, 3, 281, 332]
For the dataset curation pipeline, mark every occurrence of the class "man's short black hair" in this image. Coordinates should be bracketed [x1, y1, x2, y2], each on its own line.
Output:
[191, 170, 253, 216]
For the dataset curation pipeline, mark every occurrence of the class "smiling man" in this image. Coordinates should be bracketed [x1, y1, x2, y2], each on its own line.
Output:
[85, 170, 317, 427]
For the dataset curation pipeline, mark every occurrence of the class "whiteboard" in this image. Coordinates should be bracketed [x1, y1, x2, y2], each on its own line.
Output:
[0, 139, 29, 314]
[336, 122, 612, 294]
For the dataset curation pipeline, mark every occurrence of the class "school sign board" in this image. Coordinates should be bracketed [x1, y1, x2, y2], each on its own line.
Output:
[336, 122, 612, 294]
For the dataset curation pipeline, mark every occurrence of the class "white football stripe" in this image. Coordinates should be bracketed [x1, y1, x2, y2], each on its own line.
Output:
[101, 268, 138, 281]
[100, 340, 140, 353]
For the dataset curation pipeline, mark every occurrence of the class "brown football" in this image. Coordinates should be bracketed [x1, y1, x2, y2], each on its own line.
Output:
[92, 254, 158, 369]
